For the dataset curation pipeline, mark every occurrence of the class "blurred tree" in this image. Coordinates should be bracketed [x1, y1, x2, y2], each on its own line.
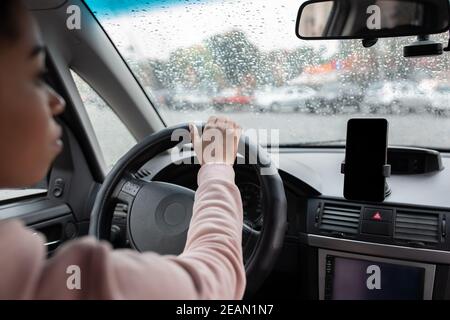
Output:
[206, 30, 262, 88]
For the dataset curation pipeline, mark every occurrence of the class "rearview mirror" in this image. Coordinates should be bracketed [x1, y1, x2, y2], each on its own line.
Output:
[296, 0, 450, 39]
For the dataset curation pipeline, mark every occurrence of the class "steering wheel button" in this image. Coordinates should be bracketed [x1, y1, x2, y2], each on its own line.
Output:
[122, 182, 141, 196]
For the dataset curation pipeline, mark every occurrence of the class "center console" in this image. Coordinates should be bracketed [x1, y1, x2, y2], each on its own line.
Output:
[305, 198, 450, 300]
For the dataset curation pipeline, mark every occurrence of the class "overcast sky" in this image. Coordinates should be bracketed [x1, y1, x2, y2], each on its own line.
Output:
[87, 0, 335, 60]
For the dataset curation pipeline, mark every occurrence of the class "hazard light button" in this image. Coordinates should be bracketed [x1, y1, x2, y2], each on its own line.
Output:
[363, 208, 393, 222]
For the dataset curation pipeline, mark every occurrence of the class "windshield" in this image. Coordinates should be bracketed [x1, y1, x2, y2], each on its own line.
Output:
[85, 0, 450, 149]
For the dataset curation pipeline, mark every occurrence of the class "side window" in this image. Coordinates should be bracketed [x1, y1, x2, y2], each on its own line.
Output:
[70, 70, 136, 171]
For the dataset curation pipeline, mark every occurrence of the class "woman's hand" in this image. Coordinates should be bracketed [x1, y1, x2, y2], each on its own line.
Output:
[190, 116, 242, 166]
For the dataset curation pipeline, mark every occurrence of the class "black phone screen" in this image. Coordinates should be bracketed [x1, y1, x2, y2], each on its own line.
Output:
[344, 118, 388, 202]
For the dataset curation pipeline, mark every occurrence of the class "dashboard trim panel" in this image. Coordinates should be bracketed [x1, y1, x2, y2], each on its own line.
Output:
[308, 234, 450, 264]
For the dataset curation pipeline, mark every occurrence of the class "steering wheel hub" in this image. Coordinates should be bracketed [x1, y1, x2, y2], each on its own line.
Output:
[128, 182, 194, 254]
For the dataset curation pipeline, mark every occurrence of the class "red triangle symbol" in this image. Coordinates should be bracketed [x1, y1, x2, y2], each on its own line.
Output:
[372, 212, 382, 221]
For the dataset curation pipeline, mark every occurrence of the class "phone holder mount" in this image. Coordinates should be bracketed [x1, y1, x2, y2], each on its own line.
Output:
[341, 162, 392, 198]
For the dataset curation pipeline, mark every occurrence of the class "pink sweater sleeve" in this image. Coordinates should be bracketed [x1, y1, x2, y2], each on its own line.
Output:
[0, 164, 246, 300]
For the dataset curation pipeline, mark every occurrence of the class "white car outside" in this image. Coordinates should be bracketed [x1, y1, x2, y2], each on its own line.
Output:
[255, 86, 316, 112]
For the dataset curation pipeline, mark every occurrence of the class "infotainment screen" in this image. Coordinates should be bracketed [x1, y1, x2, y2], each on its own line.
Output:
[325, 255, 425, 300]
[317, 247, 441, 300]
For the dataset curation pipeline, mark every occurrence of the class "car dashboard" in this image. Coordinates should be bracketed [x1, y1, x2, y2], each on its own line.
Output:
[113, 147, 450, 300]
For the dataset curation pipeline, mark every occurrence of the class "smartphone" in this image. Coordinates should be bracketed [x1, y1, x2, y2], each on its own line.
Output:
[343, 118, 388, 202]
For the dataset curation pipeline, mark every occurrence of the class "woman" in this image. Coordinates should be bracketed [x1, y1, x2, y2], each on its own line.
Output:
[0, 0, 245, 299]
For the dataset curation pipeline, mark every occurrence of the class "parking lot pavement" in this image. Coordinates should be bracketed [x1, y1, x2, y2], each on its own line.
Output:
[159, 109, 450, 149]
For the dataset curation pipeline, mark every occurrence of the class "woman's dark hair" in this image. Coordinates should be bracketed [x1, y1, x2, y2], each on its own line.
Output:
[0, 0, 26, 43]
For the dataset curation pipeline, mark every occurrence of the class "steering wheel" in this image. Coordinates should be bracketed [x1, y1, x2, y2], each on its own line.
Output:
[89, 123, 287, 295]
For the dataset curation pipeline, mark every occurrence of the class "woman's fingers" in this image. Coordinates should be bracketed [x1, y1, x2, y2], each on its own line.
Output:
[192, 116, 241, 166]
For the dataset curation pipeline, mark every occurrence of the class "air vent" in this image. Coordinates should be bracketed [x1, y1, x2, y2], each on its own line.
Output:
[394, 211, 440, 244]
[319, 203, 361, 235]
